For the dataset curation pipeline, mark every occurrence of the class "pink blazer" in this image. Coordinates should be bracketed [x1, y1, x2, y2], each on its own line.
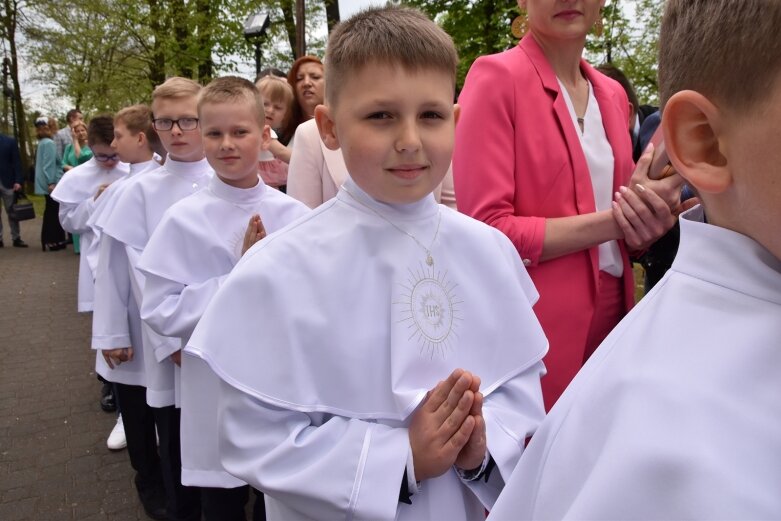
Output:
[453, 35, 635, 410]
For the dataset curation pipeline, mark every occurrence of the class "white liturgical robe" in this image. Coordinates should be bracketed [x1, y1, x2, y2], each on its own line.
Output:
[488, 206, 781, 520]
[51, 158, 128, 312]
[186, 178, 549, 520]
[137, 174, 309, 487]
[92, 158, 212, 400]
[85, 158, 160, 277]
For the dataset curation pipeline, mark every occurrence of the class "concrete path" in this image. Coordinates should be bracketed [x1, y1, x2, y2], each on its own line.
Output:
[0, 216, 145, 520]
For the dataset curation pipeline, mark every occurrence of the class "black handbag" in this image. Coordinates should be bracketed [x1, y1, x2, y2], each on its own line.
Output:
[9, 191, 36, 221]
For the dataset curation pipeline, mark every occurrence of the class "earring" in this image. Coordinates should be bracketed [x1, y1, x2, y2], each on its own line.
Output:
[593, 13, 604, 37]
[511, 12, 528, 39]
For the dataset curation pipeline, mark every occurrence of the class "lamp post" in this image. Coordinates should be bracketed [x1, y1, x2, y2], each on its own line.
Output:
[243, 12, 271, 80]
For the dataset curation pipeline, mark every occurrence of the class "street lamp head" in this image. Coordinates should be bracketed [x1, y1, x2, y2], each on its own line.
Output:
[244, 12, 270, 39]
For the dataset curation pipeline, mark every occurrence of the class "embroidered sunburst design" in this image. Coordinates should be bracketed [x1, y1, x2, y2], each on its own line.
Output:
[396, 262, 463, 359]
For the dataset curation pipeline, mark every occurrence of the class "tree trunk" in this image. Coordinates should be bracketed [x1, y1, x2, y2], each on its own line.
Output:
[280, 0, 297, 60]
[324, 0, 339, 33]
[2, 0, 31, 173]
[171, 0, 193, 77]
[195, 0, 213, 82]
[148, 0, 166, 85]
[295, 0, 306, 58]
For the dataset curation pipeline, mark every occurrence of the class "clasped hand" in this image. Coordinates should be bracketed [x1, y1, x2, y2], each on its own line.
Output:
[408, 369, 487, 482]
[102, 347, 133, 369]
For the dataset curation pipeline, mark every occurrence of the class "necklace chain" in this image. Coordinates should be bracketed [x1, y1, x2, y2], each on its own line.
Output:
[343, 187, 441, 266]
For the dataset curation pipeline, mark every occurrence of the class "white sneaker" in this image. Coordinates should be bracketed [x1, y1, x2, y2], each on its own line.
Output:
[107, 414, 127, 451]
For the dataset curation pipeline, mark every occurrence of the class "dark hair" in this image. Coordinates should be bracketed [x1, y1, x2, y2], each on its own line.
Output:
[282, 55, 323, 143]
[87, 114, 114, 147]
[595, 63, 639, 118]
[258, 68, 287, 80]
[66, 109, 82, 123]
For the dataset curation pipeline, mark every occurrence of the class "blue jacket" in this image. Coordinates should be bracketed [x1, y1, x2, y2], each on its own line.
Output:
[0, 134, 23, 189]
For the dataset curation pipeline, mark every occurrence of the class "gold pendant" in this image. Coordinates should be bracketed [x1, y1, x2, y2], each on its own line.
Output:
[426, 253, 434, 266]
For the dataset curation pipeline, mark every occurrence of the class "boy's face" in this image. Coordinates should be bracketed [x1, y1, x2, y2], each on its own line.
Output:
[152, 95, 204, 162]
[318, 63, 458, 205]
[200, 100, 269, 189]
[111, 122, 142, 164]
[91, 143, 119, 169]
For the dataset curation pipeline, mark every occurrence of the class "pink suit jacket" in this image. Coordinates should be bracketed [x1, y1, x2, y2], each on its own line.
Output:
[453, 35, 635, 410]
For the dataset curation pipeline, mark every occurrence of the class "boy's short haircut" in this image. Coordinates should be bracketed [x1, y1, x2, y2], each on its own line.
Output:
[659, 0, 781, 113]
[198, 76, 265, 127]
[152, 77, 202, 103]
[324, 5, 458, 105]
[87, 115, 114, 147]
[115, 104, 162, 155]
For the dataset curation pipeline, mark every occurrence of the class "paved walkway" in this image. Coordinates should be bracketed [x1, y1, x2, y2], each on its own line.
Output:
[0, 216, 145, 520]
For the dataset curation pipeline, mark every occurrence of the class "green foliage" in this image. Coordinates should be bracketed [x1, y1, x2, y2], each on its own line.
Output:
[405, 0, 663, 104]
[21, 0, 327, 114]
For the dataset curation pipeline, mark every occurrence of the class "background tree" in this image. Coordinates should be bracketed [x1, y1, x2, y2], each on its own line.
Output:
[1, 0, 32, 172]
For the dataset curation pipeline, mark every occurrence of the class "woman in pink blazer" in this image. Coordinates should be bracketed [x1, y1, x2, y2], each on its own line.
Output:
[453, 0, 677, 410]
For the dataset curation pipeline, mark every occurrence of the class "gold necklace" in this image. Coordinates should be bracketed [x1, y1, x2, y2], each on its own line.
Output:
[343, 187, 442, 267]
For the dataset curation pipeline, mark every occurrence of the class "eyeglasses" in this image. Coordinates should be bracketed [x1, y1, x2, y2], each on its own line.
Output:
[152, 118, 200, 132]
[94, 153, 119, 163]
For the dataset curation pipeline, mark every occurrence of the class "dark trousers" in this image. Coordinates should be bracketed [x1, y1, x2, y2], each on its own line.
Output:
[41, 194, 65, 247]
[153, 405, 201, 521]
[114, 384, 163, 500]
[201, 485, 249, 521]
[252, 487, 267, 521]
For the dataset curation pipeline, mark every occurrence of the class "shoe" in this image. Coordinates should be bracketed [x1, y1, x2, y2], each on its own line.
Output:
[135, 476, 168, 521]
[12, 238, 28, 248]
[100, 382, 116, 412]
[0, 240, 3, 248]
[107, 414, 127, 451]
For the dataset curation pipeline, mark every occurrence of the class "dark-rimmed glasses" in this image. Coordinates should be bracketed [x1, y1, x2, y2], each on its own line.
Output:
[95, 153, 119, 163]
[152, 118, 200, 131]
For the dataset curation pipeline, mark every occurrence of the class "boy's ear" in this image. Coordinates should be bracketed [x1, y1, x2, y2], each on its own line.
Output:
[453, 104, 461, 126]
[663, 90, 731, 194]
[315, 105, 340, 150]
[261, 124, 272, 151]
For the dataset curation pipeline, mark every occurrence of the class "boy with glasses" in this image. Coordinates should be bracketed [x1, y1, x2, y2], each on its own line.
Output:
[92, 77, 210, 521]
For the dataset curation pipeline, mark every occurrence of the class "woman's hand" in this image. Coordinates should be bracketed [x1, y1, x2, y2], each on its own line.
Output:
[629, 145, 685, 213]
[612, 184, 677, 252]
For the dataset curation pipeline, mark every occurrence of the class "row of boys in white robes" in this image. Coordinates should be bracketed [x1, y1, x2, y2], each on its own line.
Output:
[53, 2, 781, 520]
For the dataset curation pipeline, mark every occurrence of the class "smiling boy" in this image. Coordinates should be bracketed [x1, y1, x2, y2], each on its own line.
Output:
[91, 77, 211, 520]
[138, 76, 308, 520]
[185, 7, 547, 520]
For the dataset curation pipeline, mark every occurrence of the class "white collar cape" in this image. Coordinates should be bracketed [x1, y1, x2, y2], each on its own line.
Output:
[186, 178, 548, 421]
[137, 174, 309, 285]
[51, 158, 129, 204]
[99, 157, 212, 250]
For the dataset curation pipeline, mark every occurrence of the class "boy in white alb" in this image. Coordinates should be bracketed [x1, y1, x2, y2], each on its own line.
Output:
[138, 76, 309, 521]
[488, 1, 781, 519]
[52, 115, 129, 313]
[86, 105, 162, 281]
[185, 7, 548, 520]
[92, 77, 210, 521]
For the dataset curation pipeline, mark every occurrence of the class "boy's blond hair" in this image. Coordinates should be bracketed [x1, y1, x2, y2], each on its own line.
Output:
[324, 5, 458, 105]
[198, 76, 265, 127]
[256, 76, 294, 127]
[115, 104, 162, 156]
[152, 77, 201, 103]
[659, 0, 781, 113]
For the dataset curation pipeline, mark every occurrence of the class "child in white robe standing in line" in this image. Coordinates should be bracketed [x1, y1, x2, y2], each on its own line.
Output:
[185, 7, 548, 520]
[52, 115, 129, 313]
[92, 77, 211, 521]
[138, 76, 309, 520]
[488, 1, 781, 519]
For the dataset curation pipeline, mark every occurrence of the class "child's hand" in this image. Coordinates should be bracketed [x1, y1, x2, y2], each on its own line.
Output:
[241, 214, 267, 256]
[170, 350, 182, 366]
[102, 347, 133, 369]
[94, 184, 110, 201]
[455, 385, 487, 472]
[408, 369, 477, 481]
